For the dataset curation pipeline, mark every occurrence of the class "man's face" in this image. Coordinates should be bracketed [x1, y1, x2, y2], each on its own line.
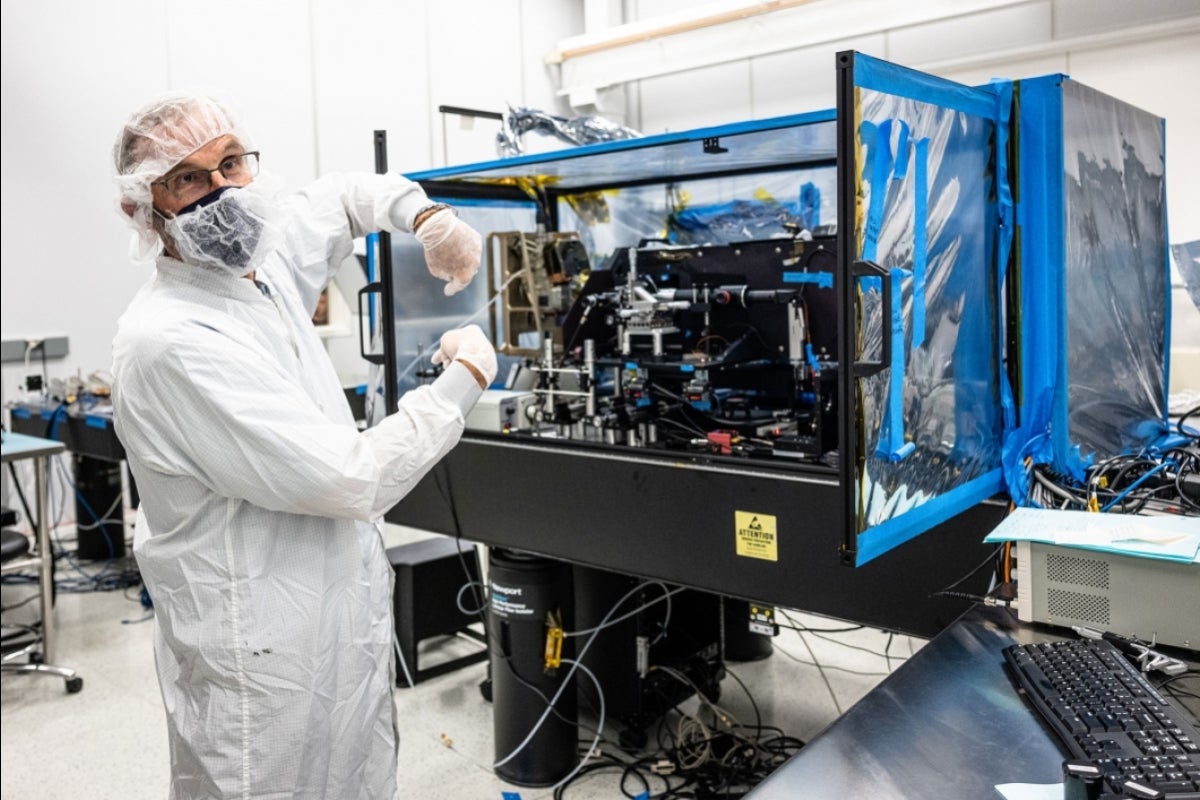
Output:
[151, 134, 253, 217]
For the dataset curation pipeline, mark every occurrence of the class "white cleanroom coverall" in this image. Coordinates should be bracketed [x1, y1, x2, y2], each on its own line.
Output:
[112, 173, 481, 800]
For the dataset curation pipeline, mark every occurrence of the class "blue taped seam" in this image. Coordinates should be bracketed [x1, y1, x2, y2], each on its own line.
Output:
[855, 469, 1004, 565]
[366, 231, 379, 333]
[781, 271, 833, 289]
[854, 52, 997, 120]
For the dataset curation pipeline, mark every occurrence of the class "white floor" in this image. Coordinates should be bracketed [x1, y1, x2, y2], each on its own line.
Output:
[2, 528, 926, 800]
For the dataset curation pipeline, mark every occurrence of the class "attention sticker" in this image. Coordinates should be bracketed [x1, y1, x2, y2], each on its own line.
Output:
[735, 511, 778, 561]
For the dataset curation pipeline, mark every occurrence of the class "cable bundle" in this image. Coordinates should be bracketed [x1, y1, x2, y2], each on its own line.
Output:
[1026, 405, 1199, 515]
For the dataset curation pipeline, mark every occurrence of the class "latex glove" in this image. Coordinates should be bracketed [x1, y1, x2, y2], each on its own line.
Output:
[414, 208, 482, 296]
[431, 324, 497, 388]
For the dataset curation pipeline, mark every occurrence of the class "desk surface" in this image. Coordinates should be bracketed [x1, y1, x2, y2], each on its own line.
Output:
[747, 604, 1068, 799]
[1, 431, 66, 462]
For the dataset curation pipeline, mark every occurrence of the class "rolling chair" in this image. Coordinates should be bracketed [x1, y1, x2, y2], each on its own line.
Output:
[2, 523, 82, 693]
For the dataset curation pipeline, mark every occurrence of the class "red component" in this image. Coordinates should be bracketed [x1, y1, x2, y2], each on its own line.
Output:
[706, 430, 736, 455]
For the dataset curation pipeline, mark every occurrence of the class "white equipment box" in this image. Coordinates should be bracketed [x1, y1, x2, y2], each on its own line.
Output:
[464, 390, 537, 433]
[1016, 540, 1199, 651]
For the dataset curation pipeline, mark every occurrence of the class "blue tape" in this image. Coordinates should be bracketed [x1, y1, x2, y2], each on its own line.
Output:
[12, 407, 31, 419]
[855, 469, 1005, 566]
[859, 120, 885, 273]
[891, 121, 911, 179]
[680, 364, 695, 373]
[781, 271, 833, 289]
[501, 793, 523, 800]
[426, 196, 537, 210]
[854, 52, 997, 120]
[799, 181, 821, 230]
[860, 119, 910, 292]
[1012, 76, 1073, 480]
[911, 137, 928, 348]
[805, 342, 821, 375]
[991, 80, 1018, 438]
[85, 415, 107, 429]
[874, 268, 912, 461]
[366, 232, 378, 334]
[405, 108, 838, 183]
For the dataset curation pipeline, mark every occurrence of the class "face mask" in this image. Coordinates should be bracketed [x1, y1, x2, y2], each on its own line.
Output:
[162, 186, 280, 275]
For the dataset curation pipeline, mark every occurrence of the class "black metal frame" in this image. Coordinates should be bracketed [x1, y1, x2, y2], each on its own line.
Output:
[374, 51, 1010, 636]
[388, 437, 1005, 638]
[375, 130, 401, 414]
[835, 50, 860, 565]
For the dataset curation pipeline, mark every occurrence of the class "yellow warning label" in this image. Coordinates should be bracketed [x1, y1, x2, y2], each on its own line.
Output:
[735, 511, 778, 562]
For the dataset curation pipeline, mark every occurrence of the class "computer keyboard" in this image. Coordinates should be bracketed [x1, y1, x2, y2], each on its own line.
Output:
[1004, 639, 1200, 799]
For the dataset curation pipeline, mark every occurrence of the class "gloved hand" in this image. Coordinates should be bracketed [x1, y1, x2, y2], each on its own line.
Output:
[414, 208, 482, 296]
[431, 324, 497, 389]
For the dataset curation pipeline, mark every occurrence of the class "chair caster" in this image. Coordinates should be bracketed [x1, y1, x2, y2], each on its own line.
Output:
[66, 676, 83, 693]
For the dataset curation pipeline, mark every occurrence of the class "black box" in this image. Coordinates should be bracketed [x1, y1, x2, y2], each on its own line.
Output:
[387, 536, 488, 686]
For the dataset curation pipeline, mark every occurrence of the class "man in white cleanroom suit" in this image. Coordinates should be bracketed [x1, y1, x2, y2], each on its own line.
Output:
[110, 92, 496, 800]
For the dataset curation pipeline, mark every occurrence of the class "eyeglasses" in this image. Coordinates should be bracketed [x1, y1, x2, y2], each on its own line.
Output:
[154, 152, 260, 202]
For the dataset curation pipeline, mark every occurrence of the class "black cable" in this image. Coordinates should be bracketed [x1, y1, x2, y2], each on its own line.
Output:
[1178, 404, 1200, 441]
[431, 460, 615, 744]
[1, 592, 41, 613]
[1155, 672, 1200, 726]
[772, 620, 864, 634]
[931, 544, 1003, 598]
[430, 452, 805, 797]
[777, 609, 913, 664]
[6, 461, 38, 532]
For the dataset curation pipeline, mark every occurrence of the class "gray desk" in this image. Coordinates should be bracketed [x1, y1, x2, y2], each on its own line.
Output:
[1, 431, 82, 692]
[747, 604, 1066, 799]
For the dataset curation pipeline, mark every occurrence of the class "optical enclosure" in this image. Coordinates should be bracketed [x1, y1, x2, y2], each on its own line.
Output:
[362, 53, 1170, 636]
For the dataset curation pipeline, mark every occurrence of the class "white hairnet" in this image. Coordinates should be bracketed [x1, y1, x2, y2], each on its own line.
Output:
[113, 92, 253, 261]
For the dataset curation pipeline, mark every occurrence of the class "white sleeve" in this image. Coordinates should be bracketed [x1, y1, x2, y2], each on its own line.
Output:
[281, 172, 431, 315]
[361, 361, 482, 517]
[117, 322, 479, 522]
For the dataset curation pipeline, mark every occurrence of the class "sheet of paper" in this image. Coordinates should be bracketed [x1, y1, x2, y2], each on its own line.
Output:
[995, 783, 1062, 800]
[983, 507, 1200, 563]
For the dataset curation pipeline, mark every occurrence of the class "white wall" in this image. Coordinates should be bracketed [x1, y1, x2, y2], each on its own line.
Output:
[0, 0, 581, 407]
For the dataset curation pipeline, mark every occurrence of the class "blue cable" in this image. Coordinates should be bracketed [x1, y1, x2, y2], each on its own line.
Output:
[1099, 461, 1172, 513]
